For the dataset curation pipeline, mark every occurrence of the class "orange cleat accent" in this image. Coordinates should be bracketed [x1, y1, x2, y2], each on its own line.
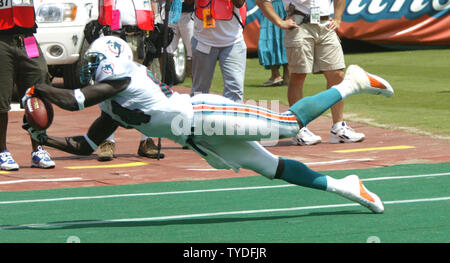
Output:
[359, 181, 375, 203]
[366, 73, 387, 90]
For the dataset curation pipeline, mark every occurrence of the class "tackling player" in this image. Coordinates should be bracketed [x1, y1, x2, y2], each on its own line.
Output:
[22, 36, 394, 214]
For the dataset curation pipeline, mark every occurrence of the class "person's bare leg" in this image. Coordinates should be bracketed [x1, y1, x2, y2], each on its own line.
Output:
[324, 69, 345, 124]
[270, 65, 282, 82]
[282, 64, 290, 85]
[262, 66, 283, 86]
[287, 73, 307, 106]
[288, 72, 322, 145]
[324, 69, 365, 143]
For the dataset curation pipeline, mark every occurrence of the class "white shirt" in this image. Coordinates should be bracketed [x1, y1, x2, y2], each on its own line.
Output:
[115, 0, 138, 26]
[193, 7, 244, 47]
[114, 0, 153, 26]
[281, 0, 334, 16]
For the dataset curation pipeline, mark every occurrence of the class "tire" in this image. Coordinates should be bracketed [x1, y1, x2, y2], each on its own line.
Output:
[172, 38, 186, 85]
[62, 39, 89, 90]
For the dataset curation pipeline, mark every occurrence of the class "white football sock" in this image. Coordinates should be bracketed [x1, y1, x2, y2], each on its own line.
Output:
[332, 80, 356, 100]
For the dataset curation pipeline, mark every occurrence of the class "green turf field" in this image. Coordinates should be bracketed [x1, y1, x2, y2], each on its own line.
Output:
[0, 162, 448, 243]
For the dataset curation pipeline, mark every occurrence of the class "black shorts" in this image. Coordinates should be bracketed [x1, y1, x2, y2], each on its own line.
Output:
[0, 34, 49, 112]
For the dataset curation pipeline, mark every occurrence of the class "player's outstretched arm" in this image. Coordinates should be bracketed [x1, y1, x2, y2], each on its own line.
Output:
[31, 78, 131, 111]
[24, 112, 119, 156]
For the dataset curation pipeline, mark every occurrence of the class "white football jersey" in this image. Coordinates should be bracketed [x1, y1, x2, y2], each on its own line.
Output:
[95, 58, 194, 145]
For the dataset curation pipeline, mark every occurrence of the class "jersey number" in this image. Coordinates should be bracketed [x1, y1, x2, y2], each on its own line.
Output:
[111, 100, 151, 126]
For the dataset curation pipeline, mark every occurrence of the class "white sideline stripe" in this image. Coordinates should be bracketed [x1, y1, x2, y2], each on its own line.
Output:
[188, 159, 375, 171]
[306, 158, 374, 166]
[0, 172, 449, 205]
[0, 177, 84, 185]
[2, 196, 449, 230]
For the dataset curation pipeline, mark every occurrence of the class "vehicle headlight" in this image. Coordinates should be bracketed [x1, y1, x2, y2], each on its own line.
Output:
[36, 3, 78, 23]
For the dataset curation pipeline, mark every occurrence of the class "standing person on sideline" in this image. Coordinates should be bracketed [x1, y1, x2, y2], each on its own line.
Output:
[0, 0, 55, 170]
[258, 0, 289, 87]
[22, 36, 393, 214]
[88, 0, 164, 161]
[256, 0, 366, 146]
[167, 1, 195, 80]
[186, 0, 247, 103]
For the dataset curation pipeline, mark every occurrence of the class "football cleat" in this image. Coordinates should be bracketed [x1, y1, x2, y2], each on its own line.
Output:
[31, 146, 55, 169]
[335, 175, 384, 214]
[329, 121, 365, 144]
[344, 65, 394, 98]
[138, 138, 165, 159]
[0, 150, 19, 171]
[97, 140, 115, 161]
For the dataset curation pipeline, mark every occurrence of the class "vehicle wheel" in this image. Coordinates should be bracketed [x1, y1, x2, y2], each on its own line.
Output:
[172, 38, 186, 85]
[62, 39, 89, 89]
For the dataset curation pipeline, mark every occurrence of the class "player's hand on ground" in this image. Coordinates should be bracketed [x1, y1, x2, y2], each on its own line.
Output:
[21, 86, 36, 108]
[22, 117, 48, 145]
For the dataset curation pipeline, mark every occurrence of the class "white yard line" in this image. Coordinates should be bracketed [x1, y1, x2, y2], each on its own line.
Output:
[2, 196, 449, 230]
[0, 172, 449, 205]
[0, 177, 84, 185]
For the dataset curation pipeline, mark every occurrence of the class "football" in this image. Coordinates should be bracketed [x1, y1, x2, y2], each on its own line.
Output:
[24, 97, 54, 130]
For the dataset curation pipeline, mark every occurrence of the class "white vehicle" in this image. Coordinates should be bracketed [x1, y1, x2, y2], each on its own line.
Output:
[34, 0, 98, 89]
[34, 0, 187, 89]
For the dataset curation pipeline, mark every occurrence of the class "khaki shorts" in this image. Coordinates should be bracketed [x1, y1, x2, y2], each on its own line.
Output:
[284, 16, 345, 74]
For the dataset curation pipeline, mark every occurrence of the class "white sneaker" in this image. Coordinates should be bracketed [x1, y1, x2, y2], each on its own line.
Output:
[334, 175, 384, 214]
[31, 146, 55, 169]
[0, 150, 19, 171]
[293, 127, 322, 146]
[330, 121, 365, 143]
[344, 65, 394, 98]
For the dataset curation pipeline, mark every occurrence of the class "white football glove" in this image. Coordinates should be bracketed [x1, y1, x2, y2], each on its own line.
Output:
[21, 86, 36, 108]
